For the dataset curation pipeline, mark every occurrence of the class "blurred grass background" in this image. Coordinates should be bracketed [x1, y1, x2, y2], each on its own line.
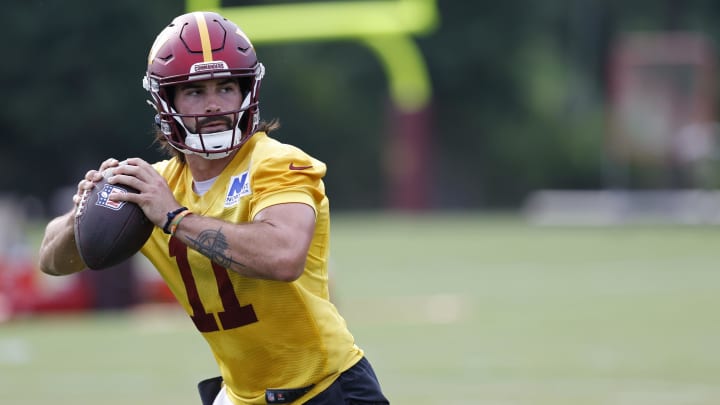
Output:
[5, 2, 720, 404]
[3, 213, 720, 405]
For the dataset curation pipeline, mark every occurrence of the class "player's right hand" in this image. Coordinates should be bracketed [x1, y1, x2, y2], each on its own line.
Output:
[72, 158, 121, 206]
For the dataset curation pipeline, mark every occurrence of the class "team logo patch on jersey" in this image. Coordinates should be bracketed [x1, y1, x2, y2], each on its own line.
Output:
[95, 184, 127, 211]
[225, 171, 251, 207]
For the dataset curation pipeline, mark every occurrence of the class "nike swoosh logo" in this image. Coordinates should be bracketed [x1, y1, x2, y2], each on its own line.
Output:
[289, 163, 313, 171]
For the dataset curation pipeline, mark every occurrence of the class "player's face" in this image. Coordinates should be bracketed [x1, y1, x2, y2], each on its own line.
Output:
[173, 78, 243, 133]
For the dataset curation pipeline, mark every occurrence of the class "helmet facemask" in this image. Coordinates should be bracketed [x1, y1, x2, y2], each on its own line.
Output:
[145, 64, 264, 159]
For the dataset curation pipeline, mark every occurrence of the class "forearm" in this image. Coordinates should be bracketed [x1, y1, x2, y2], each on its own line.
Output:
[38, 211, 86, 276]
[172, 208, 312, 282]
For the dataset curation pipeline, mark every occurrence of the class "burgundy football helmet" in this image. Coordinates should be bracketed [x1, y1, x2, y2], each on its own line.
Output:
[143, 11, 265, 159]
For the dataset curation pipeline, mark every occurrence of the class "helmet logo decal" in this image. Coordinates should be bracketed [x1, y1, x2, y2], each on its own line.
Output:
[190, 61, 229, 74]
[193, 12, 214, 62]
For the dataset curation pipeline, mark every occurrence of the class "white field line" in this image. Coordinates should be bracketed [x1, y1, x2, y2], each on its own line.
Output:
[0, 337, 32, 365]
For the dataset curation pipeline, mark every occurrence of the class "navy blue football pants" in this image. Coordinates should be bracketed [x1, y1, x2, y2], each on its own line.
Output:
[198, 357, 389, 404]
[304, 357, 389, 405]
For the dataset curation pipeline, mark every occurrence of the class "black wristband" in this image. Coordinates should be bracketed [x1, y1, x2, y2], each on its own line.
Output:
[163, 207, 188, 234]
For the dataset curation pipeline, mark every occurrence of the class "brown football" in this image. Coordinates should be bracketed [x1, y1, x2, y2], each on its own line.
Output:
[73, 170, 153, 270]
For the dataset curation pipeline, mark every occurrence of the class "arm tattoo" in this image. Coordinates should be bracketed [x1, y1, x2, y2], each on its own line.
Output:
[185, 227, 247, 270]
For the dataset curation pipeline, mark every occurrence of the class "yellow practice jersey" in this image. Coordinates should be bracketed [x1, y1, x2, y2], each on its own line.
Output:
[140, 132, 363, 404]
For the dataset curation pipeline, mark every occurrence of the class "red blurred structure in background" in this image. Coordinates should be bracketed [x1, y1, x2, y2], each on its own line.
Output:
[385, 105, 434, 210]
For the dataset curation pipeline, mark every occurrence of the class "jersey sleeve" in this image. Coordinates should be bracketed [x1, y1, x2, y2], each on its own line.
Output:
[248, 145, 327, 219]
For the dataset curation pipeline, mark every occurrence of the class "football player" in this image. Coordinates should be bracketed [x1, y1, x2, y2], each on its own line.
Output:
[39, 11, 389, 405]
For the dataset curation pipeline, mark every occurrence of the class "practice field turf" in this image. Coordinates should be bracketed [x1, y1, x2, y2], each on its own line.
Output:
[3, 213, 720, 404]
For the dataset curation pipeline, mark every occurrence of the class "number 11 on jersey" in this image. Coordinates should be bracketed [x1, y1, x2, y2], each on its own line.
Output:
[169, 237, 258, 332]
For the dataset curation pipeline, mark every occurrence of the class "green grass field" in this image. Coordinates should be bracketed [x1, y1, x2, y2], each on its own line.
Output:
[3, 213, 720, 404]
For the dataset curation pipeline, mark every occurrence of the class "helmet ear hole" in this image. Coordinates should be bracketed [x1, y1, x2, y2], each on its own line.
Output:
[239, 112, 249, 133]
[238, 77, 253, 97]
[165, 86, 176, 107]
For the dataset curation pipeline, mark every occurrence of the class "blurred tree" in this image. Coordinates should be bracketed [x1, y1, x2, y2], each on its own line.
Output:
[1, 0, 182, 207]
[4, 0, 720, 212]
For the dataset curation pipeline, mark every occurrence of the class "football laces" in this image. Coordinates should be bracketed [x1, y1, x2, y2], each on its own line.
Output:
[75, 188, 90, 218]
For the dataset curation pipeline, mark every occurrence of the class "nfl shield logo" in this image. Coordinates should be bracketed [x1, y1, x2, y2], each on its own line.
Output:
[95, 184, 126, 211]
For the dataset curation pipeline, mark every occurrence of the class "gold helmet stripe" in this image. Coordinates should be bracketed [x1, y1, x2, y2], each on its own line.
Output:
[193, 12, 213, 62]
